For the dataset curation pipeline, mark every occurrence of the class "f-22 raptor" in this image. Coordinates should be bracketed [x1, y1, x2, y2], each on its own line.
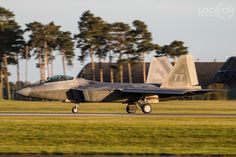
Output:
[17, 55, 213, 114]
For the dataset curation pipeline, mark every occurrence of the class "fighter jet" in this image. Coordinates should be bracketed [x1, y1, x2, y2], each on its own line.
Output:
[17, 55, 214, 114]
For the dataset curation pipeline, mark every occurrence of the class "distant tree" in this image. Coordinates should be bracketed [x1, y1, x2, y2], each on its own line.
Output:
[156, 45, 169, 57]
[130, 20, 159, 83]
[123, 32, 140, 83]
[25, 22, 44, 81]
[157, 40, 189, 62]
[109, 22, 131, 83]
[25, 21, 60, 81]
[104, 23, 116, 83]
[57, 31, 75, 75]
[125, 52, 140, 83]
[96, 17, 109, 82]
[94, 22, 111, 82]
[42, 22, 61, 78]
[21, 45, 30, 84]
[108, 52, 115, 83]
[75, 10, 107, 81]
[0, 7, 25, 99]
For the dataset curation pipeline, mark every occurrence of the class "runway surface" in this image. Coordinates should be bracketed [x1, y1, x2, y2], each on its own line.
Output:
[1, 113, 236, 117]
[0, 155, 219, 157]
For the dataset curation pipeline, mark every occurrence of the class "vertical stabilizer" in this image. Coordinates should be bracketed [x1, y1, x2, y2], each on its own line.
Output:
[211, 56, 236, 84]
[160, 55, 200, 89]
[146, 56, 173, 84]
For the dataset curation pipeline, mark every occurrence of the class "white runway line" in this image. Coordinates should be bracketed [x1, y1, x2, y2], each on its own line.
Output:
[1, 113, 236, 117]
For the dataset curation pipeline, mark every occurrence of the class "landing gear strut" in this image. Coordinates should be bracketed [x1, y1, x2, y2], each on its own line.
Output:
[126, 104, 137, 114]
[72, 104, 79, 113]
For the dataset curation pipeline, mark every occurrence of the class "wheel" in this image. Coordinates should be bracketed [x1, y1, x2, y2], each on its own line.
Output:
[72, 106, 78, 113]
[126, 105, 137, 114]
[142, 103, 152, 114]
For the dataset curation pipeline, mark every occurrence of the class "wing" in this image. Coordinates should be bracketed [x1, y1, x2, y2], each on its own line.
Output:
[120, 88, 187, 95]
[119, 88, 217, 96]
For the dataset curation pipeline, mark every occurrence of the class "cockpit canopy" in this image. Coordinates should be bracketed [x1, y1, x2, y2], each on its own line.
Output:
[44, 75, 74, 83]
[31, 75, 74, 86]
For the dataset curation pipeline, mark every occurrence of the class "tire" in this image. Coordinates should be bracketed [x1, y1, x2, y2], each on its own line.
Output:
[72, 106, 78, 113]
[142, 103, 152, 114]
[126, 105, 137, 114]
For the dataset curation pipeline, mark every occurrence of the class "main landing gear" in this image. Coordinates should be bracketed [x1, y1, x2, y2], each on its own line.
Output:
[71, 101, 152, 114]
[141, 103, 152, 114]
[126, 100, 152, 114]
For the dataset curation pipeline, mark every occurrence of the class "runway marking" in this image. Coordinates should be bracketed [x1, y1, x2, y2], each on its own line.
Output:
[1, 113, 236, 117]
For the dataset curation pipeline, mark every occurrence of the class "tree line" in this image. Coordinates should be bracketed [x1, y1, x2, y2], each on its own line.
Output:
[0, 7, 188, 99]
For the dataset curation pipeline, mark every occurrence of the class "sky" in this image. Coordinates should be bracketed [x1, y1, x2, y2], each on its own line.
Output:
[0, 0, 236, 82]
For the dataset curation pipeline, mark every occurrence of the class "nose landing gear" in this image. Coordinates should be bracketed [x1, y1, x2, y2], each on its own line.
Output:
[72, 104, 79, 113]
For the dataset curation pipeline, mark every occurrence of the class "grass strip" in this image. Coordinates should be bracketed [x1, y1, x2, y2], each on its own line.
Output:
[0, 116, 236, 155]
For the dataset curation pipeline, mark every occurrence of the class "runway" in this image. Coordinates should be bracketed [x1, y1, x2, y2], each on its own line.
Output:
[1, 113, 236, 117]
[0, 155, 219, 157]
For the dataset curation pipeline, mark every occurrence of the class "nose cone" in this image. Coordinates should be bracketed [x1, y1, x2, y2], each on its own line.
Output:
[16, 87, 32, 96]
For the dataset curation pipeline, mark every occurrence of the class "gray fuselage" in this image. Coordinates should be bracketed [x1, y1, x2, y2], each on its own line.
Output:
[17, 78, 160, 103]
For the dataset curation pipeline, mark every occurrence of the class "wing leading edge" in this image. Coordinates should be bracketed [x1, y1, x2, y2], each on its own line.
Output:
[120, 88, 215, 96]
